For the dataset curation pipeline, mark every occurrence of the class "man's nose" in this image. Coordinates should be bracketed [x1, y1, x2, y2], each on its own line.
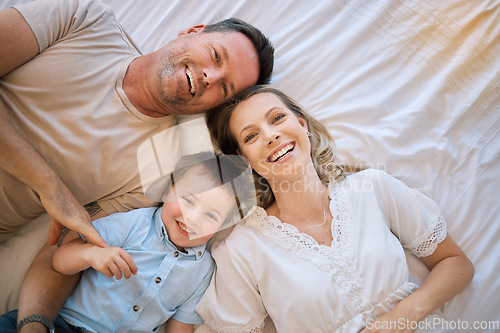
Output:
[203, 66, 223, 87]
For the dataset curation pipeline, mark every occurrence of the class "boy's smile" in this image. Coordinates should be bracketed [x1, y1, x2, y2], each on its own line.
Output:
[161, 166, 235, 251]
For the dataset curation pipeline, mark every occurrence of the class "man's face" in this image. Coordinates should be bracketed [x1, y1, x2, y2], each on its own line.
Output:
[154, 28, 260, 115]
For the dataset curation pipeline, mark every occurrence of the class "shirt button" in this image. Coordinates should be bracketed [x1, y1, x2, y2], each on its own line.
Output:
[174, 251, 179, 257]
[197, 251, 202, 257]
[133, 305, 139, 312]
[155, 277, 161, 284]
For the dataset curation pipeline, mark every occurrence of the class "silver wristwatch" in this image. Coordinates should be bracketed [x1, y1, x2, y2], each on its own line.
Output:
[17, 314, 55, 333]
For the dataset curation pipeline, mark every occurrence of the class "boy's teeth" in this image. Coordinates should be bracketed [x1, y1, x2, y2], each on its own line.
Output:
[178, 221, 195, 234]
[270, 143, 294, 162]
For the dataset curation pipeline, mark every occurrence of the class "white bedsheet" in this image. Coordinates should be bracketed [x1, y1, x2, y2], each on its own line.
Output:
[1, 0, 499, 332]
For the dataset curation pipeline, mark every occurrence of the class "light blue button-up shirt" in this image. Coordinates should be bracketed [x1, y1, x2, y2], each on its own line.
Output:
[59, 207, 214, 332]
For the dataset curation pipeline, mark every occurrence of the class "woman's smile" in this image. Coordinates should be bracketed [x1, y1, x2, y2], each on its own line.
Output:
[267, 142, 296, 163]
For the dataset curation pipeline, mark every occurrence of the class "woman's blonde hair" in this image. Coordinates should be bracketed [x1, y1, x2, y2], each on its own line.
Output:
[206, 85, 347, 209]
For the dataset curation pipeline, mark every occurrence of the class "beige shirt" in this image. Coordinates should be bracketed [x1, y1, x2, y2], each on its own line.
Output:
[0, 0, 176, 237]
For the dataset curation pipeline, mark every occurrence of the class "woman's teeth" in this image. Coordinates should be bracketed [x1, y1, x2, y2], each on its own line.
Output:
[269, 143, 294, 162]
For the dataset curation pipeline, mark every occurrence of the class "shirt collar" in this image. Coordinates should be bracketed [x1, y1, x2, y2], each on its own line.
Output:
[153, 207, 207, 260]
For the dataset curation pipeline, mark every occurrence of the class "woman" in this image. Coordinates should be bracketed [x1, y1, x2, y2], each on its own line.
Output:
[196, 86, 474, 332]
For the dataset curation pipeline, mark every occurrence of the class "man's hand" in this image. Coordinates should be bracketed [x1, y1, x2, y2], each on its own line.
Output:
[39, 177, 108, 248]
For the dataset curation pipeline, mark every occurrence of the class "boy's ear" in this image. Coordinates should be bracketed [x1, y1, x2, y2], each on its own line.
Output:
[161, 180, 176, 203]
[178, 24, 206, 37]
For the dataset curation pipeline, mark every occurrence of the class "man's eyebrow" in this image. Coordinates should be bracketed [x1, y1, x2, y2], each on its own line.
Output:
[220, 44, 235, 95]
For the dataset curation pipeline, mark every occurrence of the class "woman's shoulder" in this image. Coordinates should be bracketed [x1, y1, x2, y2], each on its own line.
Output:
[212, 207, 268, 251]
[346, 168, 389, 180]
[232, 206, 268, 237]
[336, 168, 382, 188]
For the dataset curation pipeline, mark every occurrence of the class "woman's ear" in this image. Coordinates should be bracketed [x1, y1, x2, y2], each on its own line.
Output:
[178, 24, 206, 37]
[298, 116, 308, 132]
[236, 149, 251, 167]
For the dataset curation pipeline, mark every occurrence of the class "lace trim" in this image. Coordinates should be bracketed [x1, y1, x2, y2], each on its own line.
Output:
[243, 181, 367, 314]
[407, 215, 447, 258]
[329, 183, 367, 313]
[202, 317, 265, 333]
[244, 206, 338, 272]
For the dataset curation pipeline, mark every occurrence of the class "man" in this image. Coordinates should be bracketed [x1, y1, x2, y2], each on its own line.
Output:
[0, 0, 273, 330]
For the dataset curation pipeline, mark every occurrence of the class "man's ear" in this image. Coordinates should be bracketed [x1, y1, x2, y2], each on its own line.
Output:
[178, 24, 206, 37]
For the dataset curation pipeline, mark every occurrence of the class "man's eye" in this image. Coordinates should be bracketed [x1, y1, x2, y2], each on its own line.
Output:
[214, 50, 220, 62]
[222, 83, 227, 97]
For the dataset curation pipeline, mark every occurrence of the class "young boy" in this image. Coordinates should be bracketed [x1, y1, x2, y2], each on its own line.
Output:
[42, 152, 252, 333]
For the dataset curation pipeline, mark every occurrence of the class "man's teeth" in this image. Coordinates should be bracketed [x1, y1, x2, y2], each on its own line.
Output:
[269, 143, 294, 162]
[186, 68, 196, 95]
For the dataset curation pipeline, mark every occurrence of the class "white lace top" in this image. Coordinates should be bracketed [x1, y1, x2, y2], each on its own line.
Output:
[196, 169, 447, 333]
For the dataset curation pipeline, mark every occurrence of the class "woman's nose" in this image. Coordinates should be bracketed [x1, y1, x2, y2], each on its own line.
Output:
[266, 133, 280, 145]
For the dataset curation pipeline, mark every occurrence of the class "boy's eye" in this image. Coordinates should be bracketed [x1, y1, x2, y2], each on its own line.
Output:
[182, 197, 194, 206]
[206, 212, 218, 222]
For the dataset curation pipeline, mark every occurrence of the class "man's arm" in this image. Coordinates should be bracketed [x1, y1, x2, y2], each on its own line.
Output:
[0, 8, 38, 76]
[17, 203, 108, 333]
[0, 7, 106, 247]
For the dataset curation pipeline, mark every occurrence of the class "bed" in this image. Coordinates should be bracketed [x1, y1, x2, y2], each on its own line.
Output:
[1, 0, 499, 331]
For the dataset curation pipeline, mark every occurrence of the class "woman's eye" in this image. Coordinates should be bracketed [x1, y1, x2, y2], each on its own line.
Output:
[244, 133, 256, 143]
[273, 113, 286, 122]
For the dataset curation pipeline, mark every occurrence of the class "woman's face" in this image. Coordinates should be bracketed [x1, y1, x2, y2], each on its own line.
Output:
[229, 92, 310, 182]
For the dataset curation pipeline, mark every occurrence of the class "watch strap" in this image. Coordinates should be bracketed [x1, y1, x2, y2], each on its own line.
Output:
[17, 314, 55, 333]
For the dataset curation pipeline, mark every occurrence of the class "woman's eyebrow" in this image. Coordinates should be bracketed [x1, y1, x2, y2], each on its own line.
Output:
[238, 107, 283, 137]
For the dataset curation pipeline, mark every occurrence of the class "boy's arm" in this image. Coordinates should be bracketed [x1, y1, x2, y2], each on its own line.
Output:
[53, 235, 137, 279]
[17, 203, 108, 332]
[165, 318, 194, 333]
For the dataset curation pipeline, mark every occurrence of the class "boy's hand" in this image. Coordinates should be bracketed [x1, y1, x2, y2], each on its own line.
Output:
[88, 247, 138, 279]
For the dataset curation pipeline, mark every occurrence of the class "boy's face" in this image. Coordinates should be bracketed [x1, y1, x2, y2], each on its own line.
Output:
[161, 168, 235, 250]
